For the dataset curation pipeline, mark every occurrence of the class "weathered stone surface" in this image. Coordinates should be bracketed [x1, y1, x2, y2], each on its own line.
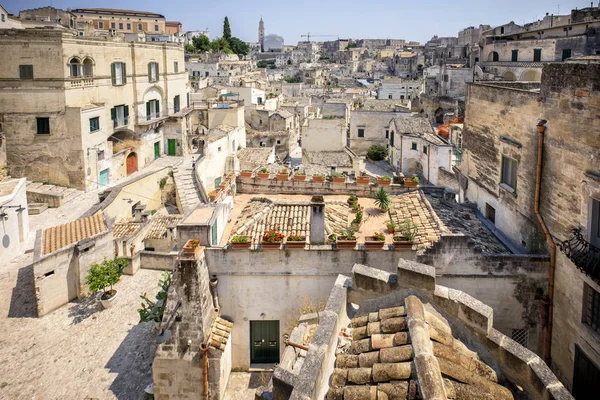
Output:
[353, 326, 368, 340]
[358, 351, 381, 368]
[380, 345, 413, 363]
[372, 362, 412, 382]
[336, 354, 359, 369]
[379, 306, 405, 320]
[371, 334, 396, 350]
[349, 338, 372, 355]
[381, 317, 407, 333]
[347, 367, 373, 385]
[330, 368, 348, 388]
[343, 385, 377, 400]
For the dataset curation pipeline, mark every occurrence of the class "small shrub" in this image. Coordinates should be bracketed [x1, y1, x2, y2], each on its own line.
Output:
[348, 195, 358, 203]
[386, 221, 397, 232]
[352, 202, 360, 212]
[411, 175, 420, 183]
[328, 233, 337, 242]
[397, 219, 419, 241]
[332, 172, 346, 178]
[295, 170, 306, 176]
[287, 234, 305, 242]
[159, 177, 168, 189]
[338, 228, 357, 240]
[353, 209, 363, 224]
[85, 258, 123, 299]
[372, 232, 385, 241]
[260, 167, 268, 173]
[186, 239, 200, 248]
[367, 144, 388, 161]
[263, 229, 284, 243]
[380, 175, 391, 181]
[373, 187, 391, 211]
[231, 235, 249, 244]
[314, 173, 326, 178]
[138, 272, 172, 323]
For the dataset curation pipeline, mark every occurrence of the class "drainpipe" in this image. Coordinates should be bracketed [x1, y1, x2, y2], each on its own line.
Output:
[209, 276, 220, 311]
[201, 343, 210, 400]
[284, 338, 309, 351]
[534, 120, 556, 366]
[427, 144, 431, 183]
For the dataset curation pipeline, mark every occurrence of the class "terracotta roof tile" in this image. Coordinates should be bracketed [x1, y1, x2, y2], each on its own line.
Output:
[42, 212, 107, 255]
[145, 215, 183, 240]
[210, 317, 233, 351]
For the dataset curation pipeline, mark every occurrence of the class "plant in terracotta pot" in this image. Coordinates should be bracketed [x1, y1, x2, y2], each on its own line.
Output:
[262, 229, 284, 249]
[373, 187, 391, 211]
[404, 175, 419, 188]
[336, 228, 357, 249]
[276, 168, 289, 181]
[386, 221, 397, 234]
[183, 238, 201, 256]
[364, 231, 386, 249]
[356, 175, 371, 185]
[208, 190, 218, 201]
[257, 167, 270, 179]
[240, 170, 253, 178]
[331, 172, 346, 183]
[86, 258, 124, 309]
[230, 235, 252, 249]
[312, 173, 326, 183]
[377, 175, 392, 186]
[286, 234, 306, 249]
[293, 170, 307, 181]
[347, 194, 358, 206]
[351, 209, 363, 231]
[393, 219, 419, 250]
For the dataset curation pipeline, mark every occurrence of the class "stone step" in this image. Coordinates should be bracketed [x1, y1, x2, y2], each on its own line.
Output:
[28, 202, 49, 215]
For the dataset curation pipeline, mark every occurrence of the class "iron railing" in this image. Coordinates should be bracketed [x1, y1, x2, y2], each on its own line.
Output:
[558, 228, 600, 283]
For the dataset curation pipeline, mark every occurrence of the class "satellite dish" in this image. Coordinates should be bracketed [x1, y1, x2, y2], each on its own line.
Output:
[157, 329, 172, 344]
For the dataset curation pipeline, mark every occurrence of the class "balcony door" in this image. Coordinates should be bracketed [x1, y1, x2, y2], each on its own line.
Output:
[591, 198, 600, 249]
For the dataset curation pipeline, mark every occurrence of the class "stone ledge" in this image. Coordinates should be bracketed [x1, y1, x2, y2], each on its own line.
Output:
[352, 264, 398, 292]
[456, 291, 493, 336]
[396, 259, 436, 292]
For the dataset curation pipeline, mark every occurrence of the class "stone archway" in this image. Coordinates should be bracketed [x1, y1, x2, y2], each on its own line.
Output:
[520, 69, 541, 82]
[404, 158, 423, 177]
[502, 71, 517, 81]
[488, 51, 499, 62]
[126, 152, 138, 175]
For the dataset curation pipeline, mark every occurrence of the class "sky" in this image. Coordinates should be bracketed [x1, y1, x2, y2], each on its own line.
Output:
[4, 0, 593, 44]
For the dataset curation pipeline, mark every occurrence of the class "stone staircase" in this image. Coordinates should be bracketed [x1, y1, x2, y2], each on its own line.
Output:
[172, 161, 206, 214]
[26, 182, 85, 212]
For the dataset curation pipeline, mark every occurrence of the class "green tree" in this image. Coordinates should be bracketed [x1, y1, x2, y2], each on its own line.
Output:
[184, 43, 196, 53]
[85, 257, 126, 298]
[192, 34, 210, 53]
[229, 36, 249, 56]
[209, 37, 232, 53]
[367, 144, 388, 161]
[223, 16, 232, 41]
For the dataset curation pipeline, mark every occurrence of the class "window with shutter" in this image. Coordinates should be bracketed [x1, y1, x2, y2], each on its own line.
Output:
[148, 62, 158, 82]
[113, 62, 125, 86]
[19, 65, 33, 80]
[89, 117, 100, 132]
[146, 101, 151, 121]
[501, 155, 518, 192]
[36, 117, 50, 134]
[174, 95, 180, 113]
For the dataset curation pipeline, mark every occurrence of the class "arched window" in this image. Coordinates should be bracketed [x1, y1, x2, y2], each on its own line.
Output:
[69, 58, 81, 78]
[83, 58, 94, 77]
[488, 51, 499, 62]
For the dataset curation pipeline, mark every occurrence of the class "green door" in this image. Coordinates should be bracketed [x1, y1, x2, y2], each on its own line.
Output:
[250, 321, 280, 364]
[211, 219, 218, 246]
[154, 142, 160, 159]
[99, 169, 109, 187]
[167, 139, 177, 156]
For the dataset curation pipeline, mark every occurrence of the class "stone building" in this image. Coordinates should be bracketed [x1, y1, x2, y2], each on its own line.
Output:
[0, 28, 189, 191]
[377, 78, 423, 101]
[424, 65, 473, 98]
[245, 108, 299, 160]
[457, 58, 600, 394]
[16, 6, 77, 30]
[0, 178, 29, 263]
[70, 7, 167, 37]
[389, 52, 419, 78]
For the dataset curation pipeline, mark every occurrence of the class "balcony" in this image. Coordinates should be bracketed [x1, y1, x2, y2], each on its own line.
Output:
[113, 116, 129, 129]
[70, 78, 94, 88]
[559, 228, 600, 283]
[482, 61, 544, 68]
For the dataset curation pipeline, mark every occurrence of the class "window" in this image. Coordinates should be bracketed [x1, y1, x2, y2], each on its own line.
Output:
[443, 74, 449, 82]
[19, 65, 33, 80]
[573, 345, 600, 398]
[276, 140, 281, 145]
[511, 49, 518, 62]
[155, 24, 159, 32]
[110, 22, 115, 29]
[388, 94, 392, 99]
[357, 128, 365, 138]
[385, 130, 389, 139]
[148, 62, 159, 82]
[400, 95, 405, 100]
[259, 119, 263, 125]
[36, 117, 50, 134]
[173, 95, 180, 113]
[511, 328, 529, 347]
[69, 58, 80, 78]
[500, 26, 505, 34]
[119, 23, 123, 30]
[584, 283, 600, 334]
[111, 62, 126, 86]
[138, 23, 143, 31]
[533, 49, 542, 62]
[501, 155, 518, 191]
[89, 117, 100, 132]
[98, 21, 104, 29]
[591, 198, 600, 248]
[97, 150, 105, 161]
[390, 131, 394, 146]
[562, 49, 572, 61]
[82, 58, 93, 76]
[411, 142, 418, 150]
[174, 61, 179, 73]
[127, 23, 131, 30]
[146, 99, 160, 120]
[1, 14, 5, 22]
[423, 145, 428, 154]
[110, 105, 129, 127]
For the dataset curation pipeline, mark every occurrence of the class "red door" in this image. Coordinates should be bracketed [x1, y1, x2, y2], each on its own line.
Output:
[126, 152, 138, 175]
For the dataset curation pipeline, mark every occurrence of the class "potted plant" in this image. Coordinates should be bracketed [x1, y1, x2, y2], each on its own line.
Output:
[364, 231, 386, 250]
[373, 187, 391, 211]
[183, 239, 200, 256]
[293, 170, 307, 181]
[393, 219, 419, 249]
[257, 167, 270, 179]
[404, 175, 419, 188]
[351, 209, 363, 231]
[276, 168, 289, 181]
[327, 233, 337, 244]
[386, 221, 397, 234]
[378, 176, 392, 186]
[356, 175, 371, 185]
[347, 195, 358, 206]
[240, 170, 253, 178]
[230, 235, 252, 249]
[138, 272, 172, 327]
[208, 190, 218, 201]
[336, 228, 357, 249]
[332, 172, 346, 183]
[219, 180, 228, 190]
[286, 234, 306, 249]
[86, 258, 123, 309]
[262, 229, 284, 249]
[312, 174, 326, 183]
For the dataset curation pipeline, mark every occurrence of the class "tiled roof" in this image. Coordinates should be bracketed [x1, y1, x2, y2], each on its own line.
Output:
[72, 8, 164, 17]
[112, 218, 144, 239]
[329, 295, 514, 400]
[42, 212, 107, 255]
[230, 198, 350, 244]
[272, 109, 294, 119]
[303, 151, 353, 167]
[237, 147, 273, 171]
[388, 192, 448, 252]
[210, 317, 233, 351]
[145, 215, 183, 240]
[392, 118, 434, 136]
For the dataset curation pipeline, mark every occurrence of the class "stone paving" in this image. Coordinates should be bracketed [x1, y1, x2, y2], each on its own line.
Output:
[0, 268, 163, 399]
[223, 372, 272, 400]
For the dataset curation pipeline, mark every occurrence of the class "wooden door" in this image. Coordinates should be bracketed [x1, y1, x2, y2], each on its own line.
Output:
[250, 320, 279, 364]
[154, 142, 160, 160]
[126, 153, 137, 175]
[168, 139, 176, 156]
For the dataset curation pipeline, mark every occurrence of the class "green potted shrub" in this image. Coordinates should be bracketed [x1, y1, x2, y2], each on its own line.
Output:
[138, 272, 172, 327]
[331, 172, 346, 183]
[313, 173, 326, 183]
[276, 168, 289, 181]
[356, 175, 371, 185]
[367, 144, 388, 161]
[351, 209, 363, 231]
[208, 190, 218, 201]
[336, 228, 357, 249]
[293, 170, 307, 181]
[377, 175, 392, 186]
[404, 175, 419, 188]
[86, 258, 123, 309]
[393, 219, 419, 249]
[373, 187, 391, 211]
[183, 238, 200, 256]
[386, 221, 397, 233]
[257, 167, 270, 179]
[286, 234, 306, 249]
[262, 229, 285, 249]
[364, 231, 386, 250]
[230, 235, 251, 249]
[347, 195, 358, 206]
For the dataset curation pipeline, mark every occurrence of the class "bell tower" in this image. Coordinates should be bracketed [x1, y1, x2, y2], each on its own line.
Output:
[258, 17, 265, 53]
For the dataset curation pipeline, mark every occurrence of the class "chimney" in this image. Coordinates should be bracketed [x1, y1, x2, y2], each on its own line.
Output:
[310, 196, 325, 245]
[133, 204, 146, 223]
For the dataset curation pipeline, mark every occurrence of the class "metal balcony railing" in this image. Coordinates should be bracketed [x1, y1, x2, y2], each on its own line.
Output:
[558, 228, 600, 283]
[113, 116, 129, 128]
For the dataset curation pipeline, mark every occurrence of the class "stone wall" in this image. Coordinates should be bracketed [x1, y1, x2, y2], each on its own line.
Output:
[437, 167, 459, 193]
[139, 251, 176, 271]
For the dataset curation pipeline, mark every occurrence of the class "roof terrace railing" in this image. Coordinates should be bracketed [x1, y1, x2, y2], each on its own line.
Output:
[559, 227, 600, 283]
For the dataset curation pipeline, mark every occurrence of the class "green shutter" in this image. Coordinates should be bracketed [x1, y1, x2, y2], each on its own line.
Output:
[110, 107, 116, 120]
[156, 100, 160, 115]
[122, 63, 127, 84]
[124, 105, 129, 118]
[111, 63, 116, 85]
[156, 63, 159, 80]
[146, 101, 151, 121]
[148, 63, 152, 81]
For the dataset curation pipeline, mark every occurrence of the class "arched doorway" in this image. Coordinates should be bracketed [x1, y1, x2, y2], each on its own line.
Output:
[488, 51, 499, 62]
[502, 71, 517, 81]
[126, 152, 138, 175]
[520, 69, 541, 82]
[404, 159, 423, 177]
